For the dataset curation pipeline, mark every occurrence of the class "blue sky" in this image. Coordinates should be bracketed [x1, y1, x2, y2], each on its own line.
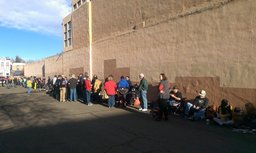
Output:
[0, 0, 71, 61]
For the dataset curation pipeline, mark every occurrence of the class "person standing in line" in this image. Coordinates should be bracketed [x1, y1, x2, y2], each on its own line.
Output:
[126, 76, 132, 91]
[59, 75, 67, 102]
[26, 78, 32, 96]
[78, 73, 84, 99]
[104, 75, 117, 108]
[83, 75, 93, 106]
[157, 73, 170, 121]
[138, 73, 148, 112]
[92, 75, 102, 103]
[68, 74, 78, 102]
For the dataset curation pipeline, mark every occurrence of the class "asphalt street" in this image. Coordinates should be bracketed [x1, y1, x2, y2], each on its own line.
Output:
[0, 87, 255, 153]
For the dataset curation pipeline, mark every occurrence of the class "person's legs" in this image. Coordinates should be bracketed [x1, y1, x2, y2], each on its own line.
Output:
[158, 99, 164, 120]
[112, 95, 115, 107]
[63, 87, 66, 101]
[108, 95, 112, 107]
[83, 89, 86, 103]
[142, 90, 147, 110]
[86, 90, 92, 105]
[60, 88, 63, 102]
[70, 88, 74, 101]
[163, 99, 168, 120]
[53, 86, 57, 99]
[185, 102, 193, 116]
[27, 87, 31, 96]
[74, 88, 77, 101]
[193, 109, 206, 120]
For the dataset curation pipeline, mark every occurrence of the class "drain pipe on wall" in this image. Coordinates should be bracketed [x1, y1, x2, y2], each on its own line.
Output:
[88, 0, 93, 79]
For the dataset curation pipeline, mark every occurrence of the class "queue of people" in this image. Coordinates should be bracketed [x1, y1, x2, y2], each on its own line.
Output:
[0, 76, 46, 93]
[23, 72, 255, 129]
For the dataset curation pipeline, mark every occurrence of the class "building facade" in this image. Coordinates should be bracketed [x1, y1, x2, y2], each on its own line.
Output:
[0, 57, 12, 77]
[25, 0, 256, 107]
[12, 63, 26, 76]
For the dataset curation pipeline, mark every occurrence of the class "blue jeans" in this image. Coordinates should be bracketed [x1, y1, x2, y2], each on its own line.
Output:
[108, 95, 115, 107]
[168, 100, 180, 106]
[70, 88, 77, 101]
[193, 109, 206, 120]
[185, 102, 193, 115]
[140, 90, 148, 109]
[83, 90, 91, 104]
[27, 87, 31, 95]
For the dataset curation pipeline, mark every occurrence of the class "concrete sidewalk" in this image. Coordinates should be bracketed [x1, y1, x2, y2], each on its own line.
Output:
[0, 87, 255, 153]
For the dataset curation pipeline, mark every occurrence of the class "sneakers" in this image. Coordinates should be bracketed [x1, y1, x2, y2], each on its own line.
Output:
[142, 109, 148, 112]
[139, 108, 143, 111]
[88, 103, 93, 106]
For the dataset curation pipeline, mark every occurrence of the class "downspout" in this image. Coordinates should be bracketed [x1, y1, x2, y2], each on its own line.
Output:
[88, 0, 93, 79]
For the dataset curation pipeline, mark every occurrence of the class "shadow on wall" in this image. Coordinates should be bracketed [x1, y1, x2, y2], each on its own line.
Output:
[42, 64, 45, 77]
[175, 77, 256, 108]
[103, 59, 256, 108]
[69, 67, 84, 77]
[104, 59, 130, 82]
[144, 77, 256, 108]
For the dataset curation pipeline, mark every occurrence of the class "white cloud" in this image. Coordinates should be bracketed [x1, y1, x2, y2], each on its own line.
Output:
[0, 0, 71, 36]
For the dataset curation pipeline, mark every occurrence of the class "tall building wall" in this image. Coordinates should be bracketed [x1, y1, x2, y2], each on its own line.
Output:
[93, 0, 256, 88]
[92, 0, 220, 42]
[24, 0, 256, 107]
[72, 4, 89, 49]
[24, 60, 44, 77]
[91, 0, 256, 106]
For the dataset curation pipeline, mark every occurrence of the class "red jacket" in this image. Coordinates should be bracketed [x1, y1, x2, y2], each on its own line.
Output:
[84, 79, 92, 91]
[104, 80, 117, 96]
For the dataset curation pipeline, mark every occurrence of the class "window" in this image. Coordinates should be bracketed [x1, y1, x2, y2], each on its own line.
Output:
[6, 62, 9, 69]
[64, 21, 72, 48]
[68, 39, 72, 46]
[1, 62, 4, 68]
[64, 40, 68, 47]
[6, 73, 9, 76]
[64, 24, 67, 32]
[64, 32, 67, 40]
[82, 0, 86, 3]
[78, 0, 81, 6]
[68, 21, 72, 30]
[68, 31, 72, 38]
[73, 4, 77, 10]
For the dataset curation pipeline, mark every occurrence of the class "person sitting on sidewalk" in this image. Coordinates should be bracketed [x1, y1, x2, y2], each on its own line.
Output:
[186, 90, 209, 120]
[169, 86, 182, 106]
[213, 99, 234, 126]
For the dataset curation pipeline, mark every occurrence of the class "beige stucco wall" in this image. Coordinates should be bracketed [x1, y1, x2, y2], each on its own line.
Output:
[93, 0, 256, 89]
[72, 1, 89, 49]
[24, 60, 44, 77]
[24, 0, 256, 106]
